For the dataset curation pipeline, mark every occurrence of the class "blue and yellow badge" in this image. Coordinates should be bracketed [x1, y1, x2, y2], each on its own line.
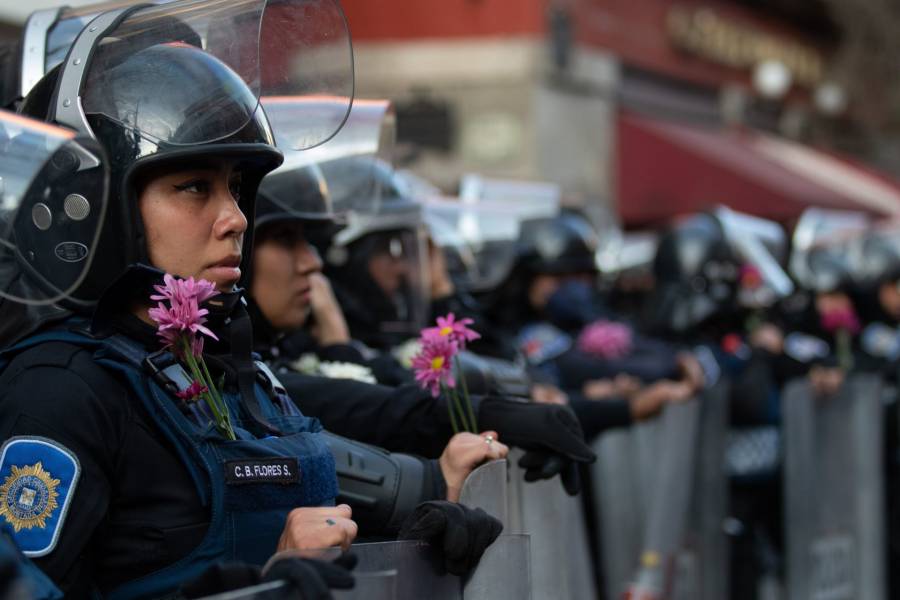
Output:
[0, 437, 80, 557]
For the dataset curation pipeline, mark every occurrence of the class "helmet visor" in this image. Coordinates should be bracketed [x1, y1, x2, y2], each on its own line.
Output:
[422, 198, 524, 292]
[790, 208, 868, 291]
[365, 227, 430, 338]
[77, 0, 352, 149]
[715, 206, 794, 304]
[267, 99, 395, 218]
[0, 110, 108, 305]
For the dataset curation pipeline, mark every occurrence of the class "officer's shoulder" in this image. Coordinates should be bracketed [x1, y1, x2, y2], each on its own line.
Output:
[1, 340, 130, 410]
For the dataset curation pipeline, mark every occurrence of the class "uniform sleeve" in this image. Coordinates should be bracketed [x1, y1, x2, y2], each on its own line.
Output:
[280, 373, 454, 457]
[0, 344, 127, 595]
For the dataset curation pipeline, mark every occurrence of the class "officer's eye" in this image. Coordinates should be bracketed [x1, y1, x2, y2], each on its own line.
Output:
[229, 176, 242, 202]
[173, 179, 209, 195]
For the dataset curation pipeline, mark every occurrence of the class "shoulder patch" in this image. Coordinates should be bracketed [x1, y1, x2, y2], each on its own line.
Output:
[0, 437, 80, 557]
[861, 323, 900, 360]
[517, 323, 573, 365]
[784, 332, 830, 363]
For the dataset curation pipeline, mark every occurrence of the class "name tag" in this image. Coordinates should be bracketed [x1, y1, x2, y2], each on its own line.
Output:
[225, 458, 300, 486]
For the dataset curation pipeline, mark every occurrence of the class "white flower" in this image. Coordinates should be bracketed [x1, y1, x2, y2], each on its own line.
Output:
[290, 353, 321, 375]
[317, 361, 377, 384]
[392, 338, 423, 369]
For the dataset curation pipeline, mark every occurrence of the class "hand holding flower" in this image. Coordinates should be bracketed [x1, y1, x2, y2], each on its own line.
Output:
[148, 273, 236, 440]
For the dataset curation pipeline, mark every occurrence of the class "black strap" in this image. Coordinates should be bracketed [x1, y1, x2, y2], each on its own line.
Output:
[230, 306, 280, 435]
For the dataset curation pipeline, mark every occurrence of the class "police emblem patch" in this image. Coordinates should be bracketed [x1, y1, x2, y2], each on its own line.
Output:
[0, 438, 80, 557]
[0, 463, 59, 532]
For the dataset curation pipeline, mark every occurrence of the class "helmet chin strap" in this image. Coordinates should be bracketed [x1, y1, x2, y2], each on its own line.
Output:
[206, 291, 281, 436]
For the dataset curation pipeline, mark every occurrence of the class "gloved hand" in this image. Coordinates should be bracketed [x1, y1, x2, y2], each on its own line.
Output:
[398, 501, 503, 576]
[264, 554, 356, 600]
[478, 397, 596, 495]
[180, 554, 356, 600]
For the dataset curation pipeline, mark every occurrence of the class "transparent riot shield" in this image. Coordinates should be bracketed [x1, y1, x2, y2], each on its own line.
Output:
[782, 374, 886, 600]
[592, 383, 730, 600]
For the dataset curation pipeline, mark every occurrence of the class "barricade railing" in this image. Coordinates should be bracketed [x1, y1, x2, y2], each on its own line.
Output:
[782, 374, 885, 600]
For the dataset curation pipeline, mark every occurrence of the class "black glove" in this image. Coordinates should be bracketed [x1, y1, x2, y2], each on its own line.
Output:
[478, 397, 596, 495]
[398, 501, 503, 576]
[264, 554, 357, 600]
[180, 554, 356, 600]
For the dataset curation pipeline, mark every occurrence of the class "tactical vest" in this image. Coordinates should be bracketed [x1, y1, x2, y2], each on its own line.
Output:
[0, 319, 338, 599]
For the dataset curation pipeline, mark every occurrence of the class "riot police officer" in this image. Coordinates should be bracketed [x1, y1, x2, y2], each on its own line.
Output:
[249, 100, 597, 495]
[0, 2, 485, 596]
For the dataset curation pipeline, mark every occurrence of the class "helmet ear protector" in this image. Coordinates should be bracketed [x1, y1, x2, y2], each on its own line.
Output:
[12, 135, 108, 306]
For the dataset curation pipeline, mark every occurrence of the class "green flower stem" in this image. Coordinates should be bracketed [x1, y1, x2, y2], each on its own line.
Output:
[199, 354, 229, 420]
[180, 337, 236, 441]
[454, 356, 478, 432]
[836, 328, 854, 372]
[441, 383, 460, 434]
[450, 386, 472, 433]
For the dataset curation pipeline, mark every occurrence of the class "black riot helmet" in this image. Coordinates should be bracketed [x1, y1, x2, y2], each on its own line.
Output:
[13, 0, 354, 309]
[20, 42, 283, 307]
[256, 163, 343, 251]
[652, 212, 739, 334]
[517, 211, 600, 276]
[324, 171, 430, 349]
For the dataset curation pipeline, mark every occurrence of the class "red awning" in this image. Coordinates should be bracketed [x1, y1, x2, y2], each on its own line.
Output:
[616, 112, 900, 227]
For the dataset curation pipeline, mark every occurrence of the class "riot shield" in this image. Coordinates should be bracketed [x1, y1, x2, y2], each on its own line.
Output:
[457, 459, 532, 600]
[592, 383, 730, 600]
[505, 449, 596, 600]
[782, 374, 886, 600]
[195, 571, 398, 600]
[348, 535, 530, 600]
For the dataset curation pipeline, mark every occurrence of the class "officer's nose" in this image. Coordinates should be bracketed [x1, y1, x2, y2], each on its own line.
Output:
[295, 240, 323, 274]
[213, 189, 248, 241]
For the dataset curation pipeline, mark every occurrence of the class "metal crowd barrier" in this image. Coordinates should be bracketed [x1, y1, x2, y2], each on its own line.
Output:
[782, 374, 886, 600]
[591, 383, 730, 600]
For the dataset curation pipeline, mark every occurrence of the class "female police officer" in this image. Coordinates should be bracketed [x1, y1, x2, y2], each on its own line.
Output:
[0, 1, 368, 596]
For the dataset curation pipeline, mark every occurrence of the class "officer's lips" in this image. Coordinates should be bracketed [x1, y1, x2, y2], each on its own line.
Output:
[296, 286, 311, 305]
[205, 255, 242, 286]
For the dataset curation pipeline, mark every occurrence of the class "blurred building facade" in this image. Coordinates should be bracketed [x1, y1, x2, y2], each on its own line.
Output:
[341, 0, 900, 227]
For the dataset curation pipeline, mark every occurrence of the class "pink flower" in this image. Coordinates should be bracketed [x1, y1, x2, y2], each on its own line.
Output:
[739, 264, 763, 290]
[176, 380, 208, 401]
[820, 307, 861, 335]
[148, 273, 220, 356]
[151, 273, 218, 306]
[577, 320, 633, 359]
[411, 336, 457, 397]
[422, 313, 481, 350]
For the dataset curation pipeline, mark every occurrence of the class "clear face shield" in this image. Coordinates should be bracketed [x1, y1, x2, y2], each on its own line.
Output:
[714, 206, 794, 309]
[422, 197, 525, 294]
[258, 98, 397, 230]
[454, 177, 561, 293]
[38, 0, 353, 151]
[0, 109, 108, 306]
[849, 223, 900, 289]
[363, 225, 430, 338]
[790, 208, 869, 293]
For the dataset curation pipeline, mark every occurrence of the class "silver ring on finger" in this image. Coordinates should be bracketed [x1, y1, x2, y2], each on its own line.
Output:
[484, 434, 494, 445]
